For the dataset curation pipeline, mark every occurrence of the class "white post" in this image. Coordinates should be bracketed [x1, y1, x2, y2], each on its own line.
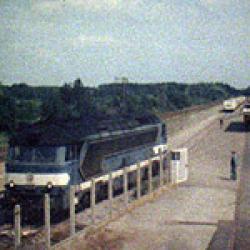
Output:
[108, 172, 113, 218]
[14, 205, 21, 249]
[136, 163, 141, 199]
[159, 149, 164, 186]
[148, 159, 152, 193]
[91, 178, 96, 224]
[123, 167, 128, 207]
[70, 186, 76, 236]
[44, 193, 51, 250]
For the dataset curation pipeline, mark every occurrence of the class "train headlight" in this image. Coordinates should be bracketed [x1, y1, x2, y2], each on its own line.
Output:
[47, 182, 53, 189]
[9, 180, 15, 188]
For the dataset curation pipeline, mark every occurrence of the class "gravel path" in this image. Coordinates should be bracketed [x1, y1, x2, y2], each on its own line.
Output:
[71, 111, 246, 250]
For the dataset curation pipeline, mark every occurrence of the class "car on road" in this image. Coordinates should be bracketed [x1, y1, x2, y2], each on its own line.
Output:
[243, 103, 250, 125]
[223, 96, 246, 111]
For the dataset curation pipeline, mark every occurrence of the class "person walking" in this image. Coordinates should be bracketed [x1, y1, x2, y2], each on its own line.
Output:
[230, 151, 238, 180]
[219, 118, 224, 129]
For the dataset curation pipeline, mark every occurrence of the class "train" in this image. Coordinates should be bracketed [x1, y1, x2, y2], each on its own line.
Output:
[4, 113, 167, 213]
[223, 96, 246, 111]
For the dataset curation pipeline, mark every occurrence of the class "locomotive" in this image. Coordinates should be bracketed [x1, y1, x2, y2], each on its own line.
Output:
[4, 113, 167, 212]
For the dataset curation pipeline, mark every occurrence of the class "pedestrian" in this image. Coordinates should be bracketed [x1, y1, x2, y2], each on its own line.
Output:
[230, 151, 238, 180]
[219, 118, 224, 129]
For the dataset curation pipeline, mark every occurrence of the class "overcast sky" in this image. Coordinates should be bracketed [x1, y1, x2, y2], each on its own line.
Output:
[0, 0, 249, 88]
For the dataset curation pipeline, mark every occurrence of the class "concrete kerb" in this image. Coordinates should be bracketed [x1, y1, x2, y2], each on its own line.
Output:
[51, 182, 178, 250]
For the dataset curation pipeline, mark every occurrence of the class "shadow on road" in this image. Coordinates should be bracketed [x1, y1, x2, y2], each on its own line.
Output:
[206, 220, 234, 250]
[164, 220, 217, 226]
[222, 110, 234, 113]
[225, 122, 249, 133]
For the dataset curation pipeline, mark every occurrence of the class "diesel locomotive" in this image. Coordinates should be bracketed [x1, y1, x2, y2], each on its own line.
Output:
[4, 113, 167, 212]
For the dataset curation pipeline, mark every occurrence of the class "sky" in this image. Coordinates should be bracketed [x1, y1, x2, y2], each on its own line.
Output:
[0, 0, 249, 88]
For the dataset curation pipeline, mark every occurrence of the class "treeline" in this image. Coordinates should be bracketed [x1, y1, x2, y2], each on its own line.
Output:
[0, 80, 248, 135]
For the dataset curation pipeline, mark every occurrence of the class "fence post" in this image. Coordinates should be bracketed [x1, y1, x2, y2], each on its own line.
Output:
[44, 193, 51, 250]
[70, 186, 76, 236]
[148, 159, 152, 193]
[108, 172, 113, 218]
[123, 167, 128, 207]
[159, 149, 164, 186]
[136, 163, 141, 199]
[14, 204, 21, 249]
[91, 178, 96, 224]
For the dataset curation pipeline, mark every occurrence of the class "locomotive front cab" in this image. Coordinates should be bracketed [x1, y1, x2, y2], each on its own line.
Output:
[4, 145, 80, 211]
[5, 146, 71, 190]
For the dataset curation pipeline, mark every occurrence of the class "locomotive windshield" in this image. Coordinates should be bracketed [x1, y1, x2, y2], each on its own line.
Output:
[8, 146, 57, 163]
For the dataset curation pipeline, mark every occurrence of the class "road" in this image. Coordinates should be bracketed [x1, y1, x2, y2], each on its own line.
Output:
[67, 112, 246, 249]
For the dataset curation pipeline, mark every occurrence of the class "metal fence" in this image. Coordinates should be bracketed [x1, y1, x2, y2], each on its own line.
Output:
[6, 149, 179, 250]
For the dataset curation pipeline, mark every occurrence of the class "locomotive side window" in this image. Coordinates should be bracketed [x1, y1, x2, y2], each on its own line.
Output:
[9, 146, 57, 163]
[65, 145, 81, 161]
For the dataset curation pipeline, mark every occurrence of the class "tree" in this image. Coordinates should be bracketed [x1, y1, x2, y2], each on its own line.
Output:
[0, 93, 17, 132]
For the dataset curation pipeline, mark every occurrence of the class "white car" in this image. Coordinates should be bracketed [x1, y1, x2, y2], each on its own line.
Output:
[223, 99, 238, 111]
[223, 96, 246, 111]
